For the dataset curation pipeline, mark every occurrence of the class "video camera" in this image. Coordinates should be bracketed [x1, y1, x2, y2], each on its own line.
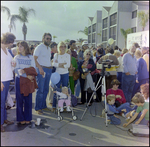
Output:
[96, 59, 113, 69]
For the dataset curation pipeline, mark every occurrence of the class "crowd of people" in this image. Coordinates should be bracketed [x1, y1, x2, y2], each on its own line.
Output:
[1, 32, 149, 132]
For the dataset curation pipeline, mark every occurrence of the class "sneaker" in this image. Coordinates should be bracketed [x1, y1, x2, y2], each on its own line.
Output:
[125, 117, 131, 122]
[60, 107, 64, 112]
[35, 110, 43, 115]
[122, 113, 125, 118]
[67, 106, 71, 112]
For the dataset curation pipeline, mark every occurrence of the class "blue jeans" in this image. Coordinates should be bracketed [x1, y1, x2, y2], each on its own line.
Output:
[109, 115, 121, 125]
[117, 72, 122, 89]
[75, 79, 81, 97]
[1, 81, 10, 125]
[52, 73, 69, 108]
[15, 77, 32, 121]
[122, 73, 136, 103]
[35, 67, 52, 111]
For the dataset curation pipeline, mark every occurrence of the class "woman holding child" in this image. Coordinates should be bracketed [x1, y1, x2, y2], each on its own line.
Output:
[78, 49, 96, 106]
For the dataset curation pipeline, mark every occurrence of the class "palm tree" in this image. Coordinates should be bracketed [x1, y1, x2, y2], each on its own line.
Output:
[65, 39, 70, 43]
[78, 26, 88, 36]
[18, 6, 36, 40]
[53, 35, 57, 42]
[1, 6, 21, 32]
[120, 28, 133, 48]
[137, 10, 149, 31]
[1, 6, 10, 19]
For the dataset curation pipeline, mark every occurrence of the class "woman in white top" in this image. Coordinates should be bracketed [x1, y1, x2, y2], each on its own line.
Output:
[1, 32, 16, 132]
[52, 41, 71, 108]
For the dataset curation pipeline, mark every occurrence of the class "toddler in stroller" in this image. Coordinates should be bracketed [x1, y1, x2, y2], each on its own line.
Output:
[53, 86, 77, 121]
[54, 86, 71, 112]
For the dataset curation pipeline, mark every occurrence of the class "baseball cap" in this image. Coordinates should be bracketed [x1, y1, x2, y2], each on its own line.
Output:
[82, 41, 88, 46]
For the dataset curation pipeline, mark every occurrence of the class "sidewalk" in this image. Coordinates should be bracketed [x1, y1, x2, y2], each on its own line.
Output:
[1, 91, 149, 146]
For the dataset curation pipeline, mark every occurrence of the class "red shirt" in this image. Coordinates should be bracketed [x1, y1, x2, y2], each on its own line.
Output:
[106, 88, 126, 104]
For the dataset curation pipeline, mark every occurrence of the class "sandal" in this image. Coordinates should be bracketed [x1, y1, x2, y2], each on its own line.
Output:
[18, 121, 26, 125]
[1, 125, 5, 132]
[25, 121, 31, 124]
[4, 120, 14, 125]
[35, 110, 43, 115]
[77, 102, 85, 105]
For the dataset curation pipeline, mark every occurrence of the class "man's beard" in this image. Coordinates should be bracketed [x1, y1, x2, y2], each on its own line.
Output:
[44, 41, 51, 46]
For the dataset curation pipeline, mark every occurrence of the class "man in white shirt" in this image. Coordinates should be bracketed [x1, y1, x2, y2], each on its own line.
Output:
[33, 33, 53, 115]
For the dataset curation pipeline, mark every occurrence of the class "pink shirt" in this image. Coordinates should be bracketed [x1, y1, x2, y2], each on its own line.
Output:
[106, 88, 126, 104]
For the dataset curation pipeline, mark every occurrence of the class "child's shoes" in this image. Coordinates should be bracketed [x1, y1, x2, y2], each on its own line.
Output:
[60, 107, 64, 112]
[67, 106, 71, 112]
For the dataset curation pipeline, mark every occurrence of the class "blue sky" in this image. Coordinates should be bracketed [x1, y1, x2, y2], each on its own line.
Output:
[1, 1, 114, 43]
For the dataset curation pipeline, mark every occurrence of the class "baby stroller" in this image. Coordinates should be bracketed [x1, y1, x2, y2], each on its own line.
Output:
[54, 86, 78, 121]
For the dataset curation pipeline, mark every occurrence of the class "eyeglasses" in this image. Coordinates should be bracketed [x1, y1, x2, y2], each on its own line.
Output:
[86, 53, 91, 56]
[46, 38, 51, 40]
[60, 46, 66, 48]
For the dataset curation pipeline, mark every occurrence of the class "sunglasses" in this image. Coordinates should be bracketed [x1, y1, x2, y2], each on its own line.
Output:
[46, 38, 52, 40]
[60, 45, 66, 48]
[86, 53, 91, 56]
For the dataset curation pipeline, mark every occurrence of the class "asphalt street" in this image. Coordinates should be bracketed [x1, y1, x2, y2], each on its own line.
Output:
[1, 91, 149, 146]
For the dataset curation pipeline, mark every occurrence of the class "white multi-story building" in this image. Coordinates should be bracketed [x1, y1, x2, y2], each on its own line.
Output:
[88, 1, 149, 49]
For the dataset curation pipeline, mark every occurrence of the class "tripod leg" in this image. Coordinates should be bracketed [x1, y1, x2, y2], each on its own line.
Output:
[103, 76, 108, 127]
[80, 76, 102, 121]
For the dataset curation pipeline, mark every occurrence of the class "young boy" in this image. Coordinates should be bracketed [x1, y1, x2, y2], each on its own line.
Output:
[106, 94, 127, 125]
[54, 87, 71, 112]
[123, 92, 149, 127]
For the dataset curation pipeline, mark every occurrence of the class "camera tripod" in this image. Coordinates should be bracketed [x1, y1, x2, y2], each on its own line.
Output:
[80, 70, 107, 127]
[80, 62, 113, 127]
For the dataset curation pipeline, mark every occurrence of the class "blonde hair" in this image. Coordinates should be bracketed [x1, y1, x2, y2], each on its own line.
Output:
[131, 92, 145, 104]
[62, 86, 68, 92]
[106, 94, 115, 103]
[122, 48, 128, 54]
[93, 50, 97, 57]
[83, 49, 92, 58]
[113, 50, 121, 57]
[135, 49, 142, 58]
[140, 83, 149, 99]
[57, 41, 67, 54]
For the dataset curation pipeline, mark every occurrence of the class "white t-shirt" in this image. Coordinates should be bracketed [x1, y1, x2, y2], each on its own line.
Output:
[1, 48, 13, 82]
[33, 43, 51, 67]
[52, 53, 71, 74]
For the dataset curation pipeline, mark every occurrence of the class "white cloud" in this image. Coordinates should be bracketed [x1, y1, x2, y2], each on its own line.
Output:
[1, 1, 114, 42]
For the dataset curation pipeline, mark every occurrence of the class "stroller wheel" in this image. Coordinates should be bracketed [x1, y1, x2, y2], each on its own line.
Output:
[57, 116, 63, 121]
[72, 115, 77, 121]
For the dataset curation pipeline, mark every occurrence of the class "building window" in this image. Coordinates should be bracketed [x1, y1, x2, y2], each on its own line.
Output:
[92, 24, 96, 32]
[131, 27, 136, 33]
[102, 29, 107, 41]
[88, 35, 91, 43]
[109, 26, 116, 40]
[103, 18, 108, 29]
[110, 13, 117, 26]
[92, 33, 95, 43]
[88, 26, 91, 34]
[132, 10, 137, 19]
